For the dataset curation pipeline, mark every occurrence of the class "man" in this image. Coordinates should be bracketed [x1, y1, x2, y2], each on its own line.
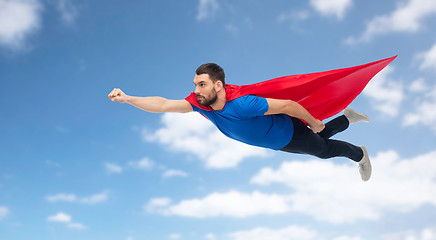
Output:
[108, 63, 372, 181]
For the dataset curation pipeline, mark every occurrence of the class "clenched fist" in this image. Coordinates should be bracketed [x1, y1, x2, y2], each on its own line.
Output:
[309, 119, 325, 133]
[108, 88, 129, 103]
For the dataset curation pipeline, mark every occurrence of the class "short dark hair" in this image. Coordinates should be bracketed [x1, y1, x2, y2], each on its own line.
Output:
[196, 63, 225, 87]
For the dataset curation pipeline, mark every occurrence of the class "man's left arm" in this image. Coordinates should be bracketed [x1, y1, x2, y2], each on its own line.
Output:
[265, 98, 325, 133]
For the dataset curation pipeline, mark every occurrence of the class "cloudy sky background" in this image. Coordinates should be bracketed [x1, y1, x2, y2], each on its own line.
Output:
[1, 0, 436, 239]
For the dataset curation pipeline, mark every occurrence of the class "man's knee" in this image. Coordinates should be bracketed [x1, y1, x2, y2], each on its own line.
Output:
[315, 150, 332, 159]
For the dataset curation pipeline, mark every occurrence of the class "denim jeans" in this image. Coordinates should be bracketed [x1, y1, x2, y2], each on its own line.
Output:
[280, 115, 364, 162]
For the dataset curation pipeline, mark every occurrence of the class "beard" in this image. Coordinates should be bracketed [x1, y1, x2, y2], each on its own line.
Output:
[196, 89, 218, 106]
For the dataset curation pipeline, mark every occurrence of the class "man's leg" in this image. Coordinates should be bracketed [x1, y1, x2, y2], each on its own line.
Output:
[318, 115, 349, 139]
[281, 112, 372, 181]
[281, 117, 363, 162]
[319, 108, 370, 139]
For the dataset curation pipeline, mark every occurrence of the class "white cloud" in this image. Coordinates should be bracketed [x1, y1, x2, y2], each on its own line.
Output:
[346, 0, 436, 44]
[381, 227, 436, 240]
[46, 193, 77, 202]
[417, 42, 436, 71]
[46, 191, 108, 204]
[197, 0, 219, 21]
[145, 150, 436, 223]
[169, 233, 181, 239]
[403, 84, 436, 131]
[56, 0, 78, 25]
[79, 192, 108, 204]
[144, 112, 269, 169]
[145, 197, 172, 213]
[205, 233, 217, 240]
[0, 0, 42, 50]
[309, 0, 352, 19]
[162, 169, 188, 178]
[333, 237, 362, 240]
[47, 212, 72, 222]
[128, 157, 154, 170]
[0, 206, 9, 220]
[71, 151, 436, 225]
[409, 78, 427, 92]
[363, 66, 404, 117]
[67, 222, 86, 229]
[251, 150, 436, 223]
[105, 162, 123, 174]
[47, 212, 85, 229]
[106, 157, 157, 174]
[145, 191, 290, 218]
[227, 225, 321, 240]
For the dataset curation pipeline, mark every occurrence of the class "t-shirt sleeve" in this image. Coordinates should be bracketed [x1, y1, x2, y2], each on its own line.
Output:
[238, 95, 269, 118]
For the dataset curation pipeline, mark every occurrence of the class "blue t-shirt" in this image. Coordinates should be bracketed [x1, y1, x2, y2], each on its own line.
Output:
[191, 95, 294, 150]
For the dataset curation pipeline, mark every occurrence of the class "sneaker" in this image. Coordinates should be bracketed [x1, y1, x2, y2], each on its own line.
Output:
[358, 146, 372, 181]
[344, 108, 370, 124]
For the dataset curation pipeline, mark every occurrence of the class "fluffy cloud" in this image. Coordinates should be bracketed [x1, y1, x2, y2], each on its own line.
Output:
[145, 191, 290, 218]
[145, 197, 171, 213]
[105, 158, 155, 174]
[205, 233, 217, 240]
[363, 66, 404, 117]
[145, 150, 436, 224]
[162, 169, 188, 178]
[403, 83, 436, 131]
[169, 233, 181, 239]
[0, 206, 9, 220]
[416, 42, 436, 71]
[127, 157, 154, 170]
[79, 192, 108, 204]
[46, 193, 76, 202]
[219, 225, 362, 240]
[47, 212, 85, 229]
[409, 78, 428, 92]
[0, 0, 42, 50]
[104, 162, 123, 174]
[56, 0, 78, 25]
[346, 0, 436, 44]
[197, 0, 219, 21]
[144, 112, 269, 169]
[47, 212, 71, 222]
[251, 150, 436, 223]
[309, 0, 352, 19]
[381, 227, 436, 240]
[46, 191, 108, 204]
[227, 225, 321, 240]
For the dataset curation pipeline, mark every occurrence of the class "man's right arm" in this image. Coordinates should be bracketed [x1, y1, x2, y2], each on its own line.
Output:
[108, 88, 193, 113]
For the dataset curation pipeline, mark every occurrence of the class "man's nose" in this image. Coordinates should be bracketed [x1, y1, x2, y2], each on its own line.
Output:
[194, 86, 200, 94]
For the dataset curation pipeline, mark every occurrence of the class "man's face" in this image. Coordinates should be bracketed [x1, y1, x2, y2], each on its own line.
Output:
[193, 74, 218, 106]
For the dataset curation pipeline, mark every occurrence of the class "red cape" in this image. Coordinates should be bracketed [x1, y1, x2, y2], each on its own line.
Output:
[186, 56, 397, 121]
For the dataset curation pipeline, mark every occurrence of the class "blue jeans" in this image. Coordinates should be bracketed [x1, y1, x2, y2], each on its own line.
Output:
[280, 116, 363, 162]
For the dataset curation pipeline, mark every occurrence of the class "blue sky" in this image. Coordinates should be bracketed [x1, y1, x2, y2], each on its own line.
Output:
[1, 0, 436, 239]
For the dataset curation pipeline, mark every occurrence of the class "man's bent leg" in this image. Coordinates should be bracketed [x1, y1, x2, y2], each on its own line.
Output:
[281, 117, 363, 162]
[318, 108, 370, 139]
[318, 115, 349, 139]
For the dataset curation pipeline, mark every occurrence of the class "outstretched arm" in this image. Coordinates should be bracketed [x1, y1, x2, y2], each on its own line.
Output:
[108, 88, 193, 113]
[265, 98, 325, 133]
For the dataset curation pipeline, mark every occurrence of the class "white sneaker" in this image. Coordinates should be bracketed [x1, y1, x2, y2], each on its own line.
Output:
[358, 146, 372, 181]
[344, 108, 370, 124]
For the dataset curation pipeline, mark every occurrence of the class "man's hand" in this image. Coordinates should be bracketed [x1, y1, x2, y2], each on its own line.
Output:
[309, 119, 325, 133]
[108, 88, 129, 103]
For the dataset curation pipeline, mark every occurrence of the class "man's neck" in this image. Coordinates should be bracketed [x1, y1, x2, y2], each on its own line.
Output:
[210, 91, 226, 111]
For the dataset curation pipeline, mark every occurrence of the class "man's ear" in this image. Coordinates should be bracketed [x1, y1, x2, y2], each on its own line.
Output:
[215, 80, 224, 91]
